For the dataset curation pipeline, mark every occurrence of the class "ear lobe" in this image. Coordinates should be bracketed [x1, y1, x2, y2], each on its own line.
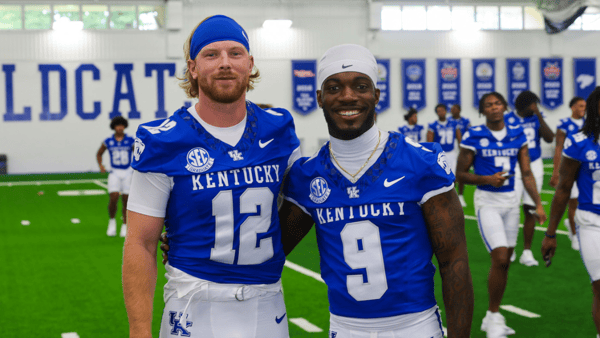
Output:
[317, 90, 323, 108]
[187, 59, 198, 79]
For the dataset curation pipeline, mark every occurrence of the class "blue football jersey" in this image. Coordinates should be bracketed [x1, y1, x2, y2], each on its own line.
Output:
[448, 116, 471, 136]
[132, 102, 301, 284]
[563, 132, 600, 215]
[398, 124, 424, 143]
[104, 134, 135, 170]
[428, 119, 458, 152]
[557, 117, 585, 137]
[505, 111, 545, 162]
[460, 125, 527, 193]
[283, 133, 455, 318]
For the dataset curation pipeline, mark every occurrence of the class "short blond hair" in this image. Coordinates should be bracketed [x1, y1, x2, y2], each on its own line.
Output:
[178, 17, 260, 99]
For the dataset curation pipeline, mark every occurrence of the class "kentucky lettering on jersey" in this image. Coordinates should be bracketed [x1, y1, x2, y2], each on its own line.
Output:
[428, 120, 458, 152]
[505, 111, 545, 161]
[283, 133, 454, 319]
[398, 124, 424, 143]
[104, 134, 134, 170]
[460, 125, 527, 193]
[563, 132, 600, 214]
[132, 102, 301, 285]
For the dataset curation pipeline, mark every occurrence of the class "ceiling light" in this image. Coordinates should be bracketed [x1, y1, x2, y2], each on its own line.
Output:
[263, 19, 292, 30]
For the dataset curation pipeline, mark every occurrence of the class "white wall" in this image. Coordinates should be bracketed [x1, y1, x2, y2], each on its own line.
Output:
[1, 0, 599, 173]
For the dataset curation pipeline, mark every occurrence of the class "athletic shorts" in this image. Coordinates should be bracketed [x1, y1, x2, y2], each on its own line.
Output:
[514, 158, 543, 207]
[575, 209, 600, 282]
[476, 206, 520, 252]
[329, 306, 444, 338]
[444, 149, 458, 175]
[160, 264, 288, 338]
[107, 167, 133, 194]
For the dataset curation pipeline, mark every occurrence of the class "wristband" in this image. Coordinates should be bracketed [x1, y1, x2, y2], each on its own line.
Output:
[544, 232, 556, 238]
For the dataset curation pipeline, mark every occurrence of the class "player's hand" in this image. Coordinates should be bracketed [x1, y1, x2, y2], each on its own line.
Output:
[99, 165, 106, 173]
[541, 236, 556, 267]
[534, 204, 547, 224]
[549, 173, 559, 188]
[159, 232, 169, 265]
[488, 172, 508, 187]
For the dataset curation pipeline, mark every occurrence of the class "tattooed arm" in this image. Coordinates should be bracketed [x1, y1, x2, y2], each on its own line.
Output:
[422, 189, 474, 338]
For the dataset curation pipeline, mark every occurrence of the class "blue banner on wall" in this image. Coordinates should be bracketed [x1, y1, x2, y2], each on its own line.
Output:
[375, 59, 390, 113]
[291, 60, 317, 115]
[472, 59, 495, 108]
[506, 58, 530, 109]
[401, 59, 426, 111]
[437, 59, 461, 109]
[540, 58, 563, 109]
[573, 58, 596, 100]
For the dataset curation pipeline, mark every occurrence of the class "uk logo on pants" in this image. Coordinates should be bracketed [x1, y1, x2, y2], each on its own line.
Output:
[169, 311, 193, 337]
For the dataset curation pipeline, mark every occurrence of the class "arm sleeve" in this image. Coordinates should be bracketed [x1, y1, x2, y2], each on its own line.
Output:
[127, 170, 172, 218]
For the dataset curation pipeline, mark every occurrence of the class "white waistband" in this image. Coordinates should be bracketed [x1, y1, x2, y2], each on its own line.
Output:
[330, 305, 438, 331]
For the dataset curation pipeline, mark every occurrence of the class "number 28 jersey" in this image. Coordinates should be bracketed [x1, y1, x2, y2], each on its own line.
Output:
[131, 102, 301, 284]
[283, 133, 455, 318]
[563, 132, 600, 215]
[104, 134, 134, 170]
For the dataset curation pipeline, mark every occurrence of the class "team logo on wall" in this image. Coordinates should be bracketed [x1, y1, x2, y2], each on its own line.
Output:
[544, 62, 561, 80]
[586, 150, 598, 161]
[476, 62, 493, 81]
[441, 63, 458, 81]
[512, 62, 525, 81]
[480, 138, 490, 147]
[407, 64, 423, 81]
[377, 63, 388, 82]
[185, 147, 214, 173]
[133, 138, 145, 161]
[309, 177, 331, 204]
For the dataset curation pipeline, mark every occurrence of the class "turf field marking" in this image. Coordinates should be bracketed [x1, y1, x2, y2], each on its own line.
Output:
[289, 318, 323, 333]
[464, 214, 569, 235]
[21, 220, 30, 226]
[57, 190, 106, 196]
[0, 179, 108, 187]
[71, 218, 80, 224]
[500, 305, 541, 318]
[541, 190, 554, 194]
[61, 333, 80, 338]
[93, 179, 108, 190]
[284, 261, 324, 283]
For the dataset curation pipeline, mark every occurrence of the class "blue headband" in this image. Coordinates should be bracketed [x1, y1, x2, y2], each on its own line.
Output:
[190, 15, 250, 60]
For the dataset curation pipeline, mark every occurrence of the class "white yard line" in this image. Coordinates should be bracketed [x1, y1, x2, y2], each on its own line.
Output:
[93, 179, 108, 189]
[0, 179, 107, 187]
[289, 318, 323, 333]
[61, 333, 80, 338]
[284, 261, 324, 283]
[500, 305, 541, 318]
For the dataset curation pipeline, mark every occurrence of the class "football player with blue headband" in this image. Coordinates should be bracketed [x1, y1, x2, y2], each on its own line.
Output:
[543, 86, 600, 338]
[122, 15, 301, 338]
[280, 44, 474, 338]
[457, 92, 546, 338]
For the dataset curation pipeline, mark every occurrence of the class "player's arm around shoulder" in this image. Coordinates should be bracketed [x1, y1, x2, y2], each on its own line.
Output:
[122, 210, 165, 337]
[422, 190, 473, 337]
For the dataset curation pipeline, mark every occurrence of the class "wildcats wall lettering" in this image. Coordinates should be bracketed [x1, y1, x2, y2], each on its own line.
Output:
[2, 62, 183, 122]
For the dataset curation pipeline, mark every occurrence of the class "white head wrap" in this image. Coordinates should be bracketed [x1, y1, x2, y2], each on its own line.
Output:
[317, 44, 379, 90]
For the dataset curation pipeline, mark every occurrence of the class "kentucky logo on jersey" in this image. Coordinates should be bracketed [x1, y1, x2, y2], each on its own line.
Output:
[228, 150, 244, 161]
[168, 311, 193, 337]
[133, 138, 145, 161]
[185, 147, 214, 173]
[437, 152, 452, 175]
[309, 177, 331, 204]
[347, 186, 360, 199]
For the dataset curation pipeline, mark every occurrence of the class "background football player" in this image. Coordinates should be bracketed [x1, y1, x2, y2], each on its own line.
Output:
[550, 96, 586, 250]
[398, 107, 424, 143]
[96, 116, 134, 237]
[543, 86, 600, 338]
[122, 15, 301, 338]
[457, 92, 546, 338]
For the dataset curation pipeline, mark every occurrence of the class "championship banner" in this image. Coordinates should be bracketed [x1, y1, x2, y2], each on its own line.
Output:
[573, 58, 596, 100]
[437, 59, 461, 109]
[540, 58, 563, 109]
[506, 58, 530, 109]
[401, 59, 426, 111]
[375, 59, 390, 113]
[472, 59, 495, 108]
[291, 60, 317, 115]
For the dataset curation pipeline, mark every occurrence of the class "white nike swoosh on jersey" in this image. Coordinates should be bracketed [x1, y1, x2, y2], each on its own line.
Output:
[383, 176, 405, 187]
[259, 139, 274, 148]
[265, 109, 283, 116]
